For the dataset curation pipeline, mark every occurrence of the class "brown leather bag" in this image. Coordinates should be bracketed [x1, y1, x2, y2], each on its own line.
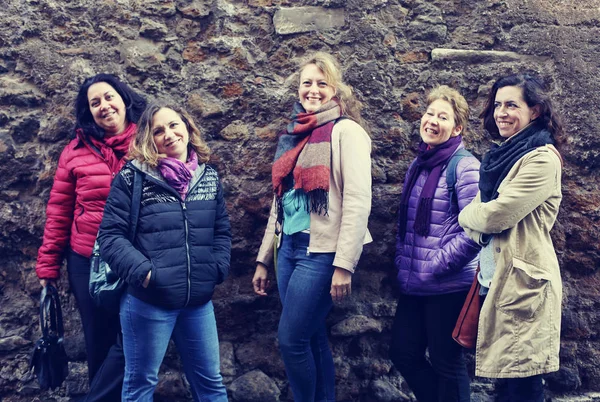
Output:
[452, 265, 482, 349]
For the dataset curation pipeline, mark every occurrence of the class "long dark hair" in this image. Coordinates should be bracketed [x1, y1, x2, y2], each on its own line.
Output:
[480, 74, 564, 145]
[74, 74, 146, 139]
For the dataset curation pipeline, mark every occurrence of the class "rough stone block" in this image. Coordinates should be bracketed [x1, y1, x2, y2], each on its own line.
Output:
[11, 117, 39, 144]
[155, 372, 189, 399]
[431, 48, 530, 64]
[187, 91, 226, 118]
[229, 369, 280, 402]
[220, 121, 250, 141]
[182, 40, 206, 63]
[220, 341, 236, 376]
[371, 301, 396, 317]
[273, 7, 345, 35]
[0, 335, 30, 352]
[177, 0, 211, 18]
[235, 337, 285, 374]
[0, 76, 46, 107]
[64, 361, 88, 397]
[406, 21, 447, 42]
[141, 0, 177, 17]
[331, 315, 382, 337]
[140, 18, 169, 39]
[370, 378, 411, 402]
[120, 39, 166, 72]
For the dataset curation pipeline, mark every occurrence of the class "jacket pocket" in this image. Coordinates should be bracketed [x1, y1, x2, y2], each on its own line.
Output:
[74, 206, 85, 234]
[209, 251, 227, 284]
[496, 257, 549, 321]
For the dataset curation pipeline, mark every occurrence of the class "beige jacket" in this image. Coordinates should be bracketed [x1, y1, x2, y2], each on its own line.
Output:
[256, 119, 372, 273]
[458, 145, 562, 378]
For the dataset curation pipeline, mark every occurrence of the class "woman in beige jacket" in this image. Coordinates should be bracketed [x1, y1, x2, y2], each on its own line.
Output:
[252, 52, 372, 402]
[458, 74, 563, 402]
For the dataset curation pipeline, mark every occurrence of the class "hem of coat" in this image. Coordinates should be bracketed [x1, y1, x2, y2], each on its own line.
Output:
[475, 364, 559, 378]
[127, 286, 214, 310]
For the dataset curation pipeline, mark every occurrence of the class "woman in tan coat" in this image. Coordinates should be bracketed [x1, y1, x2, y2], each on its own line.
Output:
[458, 74, 563, 402]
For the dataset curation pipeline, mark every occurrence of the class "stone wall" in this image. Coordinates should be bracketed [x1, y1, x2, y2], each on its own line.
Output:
[1, 0, 599, 401]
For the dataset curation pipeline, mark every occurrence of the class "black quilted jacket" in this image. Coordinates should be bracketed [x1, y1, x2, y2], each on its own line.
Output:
[97, 160, 231, 309]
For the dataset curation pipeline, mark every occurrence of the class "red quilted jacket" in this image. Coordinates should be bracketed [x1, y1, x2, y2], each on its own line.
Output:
[36, 123, 137, 279]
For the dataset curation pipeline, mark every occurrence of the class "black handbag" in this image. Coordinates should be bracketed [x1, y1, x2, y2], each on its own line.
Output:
[29, 284, 69, 390]
[89, 169, 143, 312]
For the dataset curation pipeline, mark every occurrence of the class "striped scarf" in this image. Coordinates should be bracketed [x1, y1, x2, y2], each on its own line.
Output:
[272, 100, 341, 216]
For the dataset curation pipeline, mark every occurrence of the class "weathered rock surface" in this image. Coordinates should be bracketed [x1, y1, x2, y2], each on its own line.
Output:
[273, 7, 346, 35]
[331, 315, 383, 337]
[1, 0, 599, 401]
[229, 369, 280, 402]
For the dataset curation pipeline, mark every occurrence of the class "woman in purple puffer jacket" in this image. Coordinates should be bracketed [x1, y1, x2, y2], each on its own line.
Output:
[390, 85, 481, 402]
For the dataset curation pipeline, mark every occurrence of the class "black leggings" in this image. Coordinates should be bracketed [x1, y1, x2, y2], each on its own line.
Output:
[389, 291, 471, 402]
[67, 249, 123, 401]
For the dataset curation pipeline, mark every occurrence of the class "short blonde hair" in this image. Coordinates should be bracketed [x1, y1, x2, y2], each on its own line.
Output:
[298, 52, 364, 126]
[128, 103, 210, 167]
[427, 85, 469, 134]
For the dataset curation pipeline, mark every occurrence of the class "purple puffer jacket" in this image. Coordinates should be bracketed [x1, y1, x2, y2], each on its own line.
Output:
[395, 145, 481, 295]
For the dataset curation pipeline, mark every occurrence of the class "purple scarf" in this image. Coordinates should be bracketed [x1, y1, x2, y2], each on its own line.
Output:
[398, 135, 462, 239]
[157, 151, 199, 199]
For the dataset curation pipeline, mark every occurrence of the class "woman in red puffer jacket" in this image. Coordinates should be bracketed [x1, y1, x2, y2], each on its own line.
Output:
[36, 73, 146, 401]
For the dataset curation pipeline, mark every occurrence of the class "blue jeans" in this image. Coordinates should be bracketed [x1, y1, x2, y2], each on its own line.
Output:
[277, 232, 336, 402]
[120, 294, 227, 402]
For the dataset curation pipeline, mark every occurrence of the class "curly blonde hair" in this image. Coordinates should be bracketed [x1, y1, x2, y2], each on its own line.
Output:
[128, 103, 210, 167]
[427, 85, 469, 134]
[298, 52, 365, 127]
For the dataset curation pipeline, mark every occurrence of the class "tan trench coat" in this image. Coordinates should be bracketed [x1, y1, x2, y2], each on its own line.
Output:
[459, 145, 562, 378]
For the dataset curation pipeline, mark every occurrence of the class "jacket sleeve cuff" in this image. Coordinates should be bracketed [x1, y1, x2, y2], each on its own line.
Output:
[332, 256, 356, 274]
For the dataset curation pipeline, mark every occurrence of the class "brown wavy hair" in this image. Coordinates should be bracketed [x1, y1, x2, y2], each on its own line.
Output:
[298, 52, 366, 129]
[128, 103, 210, 167]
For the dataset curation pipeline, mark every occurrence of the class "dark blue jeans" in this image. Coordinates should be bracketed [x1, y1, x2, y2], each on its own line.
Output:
[277, 232, 336, 402]
[496, 375, 544, 402]
[120, 295, 227, 402]
[390, 292, 471, 402]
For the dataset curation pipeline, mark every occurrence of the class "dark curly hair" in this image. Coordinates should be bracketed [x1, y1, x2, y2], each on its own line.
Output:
[480, 74, 564, 146]
[74, 73, 147, 139]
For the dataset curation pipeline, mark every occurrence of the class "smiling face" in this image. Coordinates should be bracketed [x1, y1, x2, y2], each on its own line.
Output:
[494, 85, 540, 138]
[87, 82, 127, 136]
[152, 108, 189, 162]
[420, 99, 462, 148]
[298, 63, 336, 113]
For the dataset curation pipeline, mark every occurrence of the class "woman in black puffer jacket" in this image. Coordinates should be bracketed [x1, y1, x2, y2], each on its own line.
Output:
[97, 103, 230, 402]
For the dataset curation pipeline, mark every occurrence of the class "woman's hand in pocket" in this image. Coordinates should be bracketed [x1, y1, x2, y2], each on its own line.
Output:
[142, 270, 151, 288]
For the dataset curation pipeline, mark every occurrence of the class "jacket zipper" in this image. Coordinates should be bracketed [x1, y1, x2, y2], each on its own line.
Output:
[182, 202, 191, 307]
[142, 165, 208, 307]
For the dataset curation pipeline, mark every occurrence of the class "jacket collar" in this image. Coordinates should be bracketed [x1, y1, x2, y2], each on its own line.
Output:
[130, 159, 206, 189]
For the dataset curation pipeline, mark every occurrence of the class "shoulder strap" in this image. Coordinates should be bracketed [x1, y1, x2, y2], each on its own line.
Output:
[446, 148, 473, 207]
[127, 170, 143, 241]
